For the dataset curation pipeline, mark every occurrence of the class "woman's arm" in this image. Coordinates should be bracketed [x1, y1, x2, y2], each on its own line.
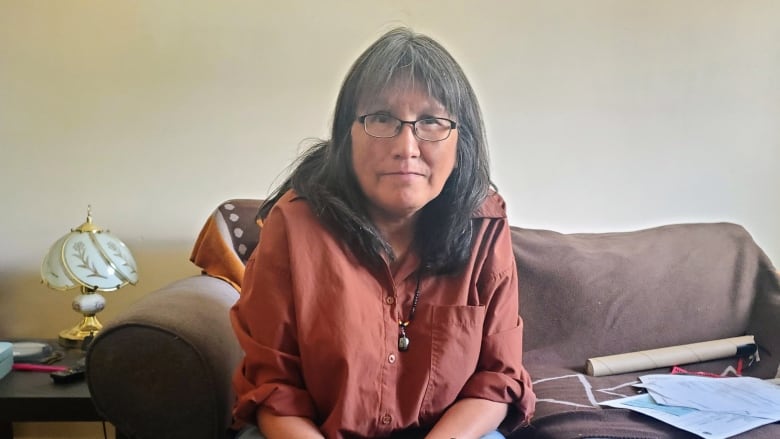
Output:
[425, 398, 508, 439]
[258, 409, 325, 439]
[231, 200, 320, 432]
[427, 217, 533, 439]
[452, 218, 535, 432]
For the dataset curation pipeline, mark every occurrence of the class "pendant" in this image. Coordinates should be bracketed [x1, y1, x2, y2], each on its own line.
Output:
[398, 335, 410, 351]
[398, 320, 410, 352]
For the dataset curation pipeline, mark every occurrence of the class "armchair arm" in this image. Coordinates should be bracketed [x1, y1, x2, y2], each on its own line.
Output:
[86, 275, 242, 439]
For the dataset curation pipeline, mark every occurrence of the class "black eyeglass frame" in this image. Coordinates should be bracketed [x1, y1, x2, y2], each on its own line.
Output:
[357, 113, 458, 142]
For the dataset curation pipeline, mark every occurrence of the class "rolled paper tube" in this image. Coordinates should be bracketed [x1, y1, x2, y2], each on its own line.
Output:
[585, 335, 755, 377]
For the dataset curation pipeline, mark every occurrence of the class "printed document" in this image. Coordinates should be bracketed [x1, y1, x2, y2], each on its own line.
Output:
[600, 374, 780, 439]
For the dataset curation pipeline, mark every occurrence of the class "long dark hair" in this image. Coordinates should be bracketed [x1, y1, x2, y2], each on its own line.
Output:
[259, 27, 492, 274]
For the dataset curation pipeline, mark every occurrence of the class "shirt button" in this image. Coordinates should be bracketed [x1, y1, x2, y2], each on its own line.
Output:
[388, 354, 396, 364]
[381, 414, 392, 424]
[385, 296, 395, 305]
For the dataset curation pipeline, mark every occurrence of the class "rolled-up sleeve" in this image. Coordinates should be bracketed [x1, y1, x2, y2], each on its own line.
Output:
[230, 206, 317, 426]
[459, 220, 536, 431]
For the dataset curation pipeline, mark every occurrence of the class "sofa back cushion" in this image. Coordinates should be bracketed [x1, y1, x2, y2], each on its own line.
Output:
[512, 222, 773, 369]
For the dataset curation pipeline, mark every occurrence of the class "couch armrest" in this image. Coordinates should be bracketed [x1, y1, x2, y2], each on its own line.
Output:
[747, 268, 780, 379]
[86, 276, 242, 439]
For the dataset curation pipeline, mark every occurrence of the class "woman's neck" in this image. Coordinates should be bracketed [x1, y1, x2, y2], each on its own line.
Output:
[371, 213, 417, 272]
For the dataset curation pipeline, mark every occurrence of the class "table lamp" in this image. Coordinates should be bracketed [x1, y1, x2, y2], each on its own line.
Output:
[41, 206, 138, 347]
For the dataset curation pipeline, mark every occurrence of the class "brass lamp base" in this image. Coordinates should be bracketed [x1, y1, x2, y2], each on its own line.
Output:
[58, 315, 103, 348]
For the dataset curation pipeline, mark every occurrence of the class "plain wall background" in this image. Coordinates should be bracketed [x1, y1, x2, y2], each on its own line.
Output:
[1, 1, 778, 437]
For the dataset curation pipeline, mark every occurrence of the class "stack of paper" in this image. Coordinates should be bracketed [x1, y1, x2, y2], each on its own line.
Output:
[600, 374, 780, 439]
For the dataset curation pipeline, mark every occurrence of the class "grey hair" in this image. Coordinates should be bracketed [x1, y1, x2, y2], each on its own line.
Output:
[260, 27, 492, 273]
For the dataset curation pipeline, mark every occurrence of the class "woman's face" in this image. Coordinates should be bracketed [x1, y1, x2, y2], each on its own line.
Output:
[350, 83, 458, 225]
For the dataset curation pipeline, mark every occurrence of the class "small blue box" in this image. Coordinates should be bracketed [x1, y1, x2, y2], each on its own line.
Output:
[0, 342, 12, 380]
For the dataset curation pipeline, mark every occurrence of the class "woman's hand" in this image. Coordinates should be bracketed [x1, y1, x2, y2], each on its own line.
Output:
[258, 408, 325, 439]
[424, 398, 508, 439]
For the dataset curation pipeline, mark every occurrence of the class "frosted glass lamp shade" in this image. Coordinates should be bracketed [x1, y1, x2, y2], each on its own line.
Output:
[41, 229, 139, 291]
[41, 217, 138, 291]
[40, 208, 138, 347]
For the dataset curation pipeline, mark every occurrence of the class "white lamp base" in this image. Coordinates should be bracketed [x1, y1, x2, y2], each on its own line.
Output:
[58, 292, 106, 348]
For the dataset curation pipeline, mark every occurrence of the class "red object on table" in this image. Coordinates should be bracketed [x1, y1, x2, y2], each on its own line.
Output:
[11, 363, 68, 372]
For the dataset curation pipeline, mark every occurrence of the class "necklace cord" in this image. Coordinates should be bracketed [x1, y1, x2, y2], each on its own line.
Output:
[407, 269, 423, 322]
[398, 269, 423, 352]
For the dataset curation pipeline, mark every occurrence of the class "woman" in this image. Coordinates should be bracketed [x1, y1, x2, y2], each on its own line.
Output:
[231, 27, 535, 439]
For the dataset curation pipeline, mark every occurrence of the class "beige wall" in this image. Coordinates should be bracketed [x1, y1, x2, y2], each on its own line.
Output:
[0, 1, 778, 436]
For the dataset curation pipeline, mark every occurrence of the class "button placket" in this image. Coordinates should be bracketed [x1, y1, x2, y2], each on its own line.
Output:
[377, 274, 400, 434]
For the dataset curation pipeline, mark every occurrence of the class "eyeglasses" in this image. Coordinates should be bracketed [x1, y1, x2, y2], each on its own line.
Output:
[357, 113, 457, 142]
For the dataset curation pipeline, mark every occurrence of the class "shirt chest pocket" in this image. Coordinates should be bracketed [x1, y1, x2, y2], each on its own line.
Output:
[414, 304, 486, 419]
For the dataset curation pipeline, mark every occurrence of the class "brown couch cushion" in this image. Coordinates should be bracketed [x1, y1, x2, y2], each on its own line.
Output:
[513, 222, 775, 364]
[511, 222, 780, 438]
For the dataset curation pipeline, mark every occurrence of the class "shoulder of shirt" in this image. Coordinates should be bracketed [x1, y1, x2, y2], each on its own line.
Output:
[278, 188, 304, 205]
[265, 189, 315, 220]
[472, 190, 508, 219]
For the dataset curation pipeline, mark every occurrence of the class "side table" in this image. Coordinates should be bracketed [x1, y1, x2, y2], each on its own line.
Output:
[0, 340, 123, 439]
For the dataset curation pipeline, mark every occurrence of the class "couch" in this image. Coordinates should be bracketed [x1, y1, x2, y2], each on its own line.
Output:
[86, 199, 780, 439]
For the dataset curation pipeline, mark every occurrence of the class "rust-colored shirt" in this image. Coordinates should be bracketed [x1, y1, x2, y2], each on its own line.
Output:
[231, 190, 535, 438]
